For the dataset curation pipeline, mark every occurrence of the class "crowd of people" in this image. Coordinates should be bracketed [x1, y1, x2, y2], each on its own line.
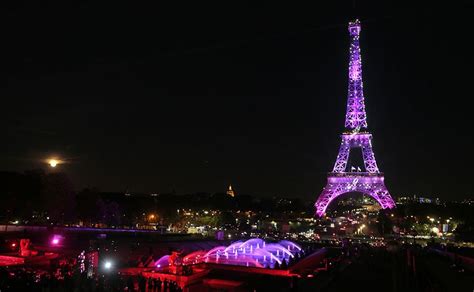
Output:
[137, 275, 181, 292]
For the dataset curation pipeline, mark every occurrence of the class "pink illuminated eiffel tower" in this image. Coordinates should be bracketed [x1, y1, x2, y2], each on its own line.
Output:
[314, 19, 396, 217]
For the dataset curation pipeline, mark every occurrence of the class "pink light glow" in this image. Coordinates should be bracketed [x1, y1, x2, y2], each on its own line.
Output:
[155, 255, 170, 268]
[51, 235, 62, 246]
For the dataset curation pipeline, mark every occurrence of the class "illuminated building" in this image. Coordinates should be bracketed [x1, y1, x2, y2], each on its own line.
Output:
[226, 185, 235, 197]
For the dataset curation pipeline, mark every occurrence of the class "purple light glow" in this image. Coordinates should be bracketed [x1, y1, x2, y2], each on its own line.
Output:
[155, 255, 170, 268]
[158, 238, 303, 269]
[201, 238, 302, 268]
[314, 19, 395, 217]
[50, 235, 62, 246]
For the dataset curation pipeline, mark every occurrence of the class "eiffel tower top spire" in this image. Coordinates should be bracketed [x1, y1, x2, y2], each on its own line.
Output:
[345, 19, 368, 130]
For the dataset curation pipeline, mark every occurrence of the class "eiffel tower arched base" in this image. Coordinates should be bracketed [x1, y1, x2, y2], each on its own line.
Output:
[315, 173, 396, 217]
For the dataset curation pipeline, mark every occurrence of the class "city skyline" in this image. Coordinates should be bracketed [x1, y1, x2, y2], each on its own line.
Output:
[1, 1, 473, 200]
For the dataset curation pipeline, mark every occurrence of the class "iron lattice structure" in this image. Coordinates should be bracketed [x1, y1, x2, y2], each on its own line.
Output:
[314, 19, 396, 217]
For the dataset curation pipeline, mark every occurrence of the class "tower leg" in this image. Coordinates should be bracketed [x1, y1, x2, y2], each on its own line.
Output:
[333, 142, 350, 173]
[361, 140, 379, 173]
[315, 175, 395, 217]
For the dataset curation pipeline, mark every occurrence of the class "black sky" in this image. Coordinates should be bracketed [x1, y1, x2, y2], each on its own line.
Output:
[1, 1, 473, 200]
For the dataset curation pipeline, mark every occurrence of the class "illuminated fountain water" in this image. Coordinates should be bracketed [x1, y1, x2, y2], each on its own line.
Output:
[153, 238, 303, 270]
[197, 238, 302, 269]
[154, 255, 170, 269]
[182, 250, 207, 265]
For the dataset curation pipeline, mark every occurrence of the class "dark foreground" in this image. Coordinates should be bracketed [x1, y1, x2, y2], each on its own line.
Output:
[303, 244, 474, 292]
[0, 235, 473, 291]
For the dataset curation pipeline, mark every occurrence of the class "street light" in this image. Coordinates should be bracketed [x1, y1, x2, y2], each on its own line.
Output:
[357, 224, 366, 235]
[104, 261, 113, 270]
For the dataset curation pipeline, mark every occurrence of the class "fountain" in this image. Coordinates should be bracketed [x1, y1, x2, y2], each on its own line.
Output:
[165, 238, 303, 269]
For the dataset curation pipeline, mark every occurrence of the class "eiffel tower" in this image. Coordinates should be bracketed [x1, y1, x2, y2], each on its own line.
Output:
[314, 19, 396, 217]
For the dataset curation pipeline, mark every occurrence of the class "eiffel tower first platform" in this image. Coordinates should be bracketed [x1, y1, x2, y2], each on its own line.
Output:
[314, 19, 396, 217]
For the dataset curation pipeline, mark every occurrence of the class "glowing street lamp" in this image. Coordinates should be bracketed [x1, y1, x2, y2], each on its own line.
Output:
[431, 227, 440, 236]
[103, 260, 114, 271]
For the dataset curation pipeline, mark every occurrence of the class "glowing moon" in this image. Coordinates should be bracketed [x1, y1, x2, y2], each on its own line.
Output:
[48, 159, 59, 168]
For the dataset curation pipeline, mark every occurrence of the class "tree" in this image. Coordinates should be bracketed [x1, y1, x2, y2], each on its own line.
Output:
[76, 188, 100, 225]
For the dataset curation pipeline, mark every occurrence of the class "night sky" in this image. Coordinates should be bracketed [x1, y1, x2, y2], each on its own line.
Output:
[1, 1, 473, 201]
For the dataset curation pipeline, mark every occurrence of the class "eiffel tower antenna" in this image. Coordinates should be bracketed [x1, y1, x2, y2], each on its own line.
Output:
[314, 19, 396, 217]
[345, 19, 367, 129]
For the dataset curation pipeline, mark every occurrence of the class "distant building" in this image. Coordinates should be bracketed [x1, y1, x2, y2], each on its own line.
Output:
[226, 185, 235, 197]
[396, 195, 441, 205]
[461, 198, 473, 205]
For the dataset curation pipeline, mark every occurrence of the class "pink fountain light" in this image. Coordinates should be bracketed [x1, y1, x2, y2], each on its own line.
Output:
[51, 235, 62, 246]
[156, 238, 303, 270]
[155, 255, 170, 269]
